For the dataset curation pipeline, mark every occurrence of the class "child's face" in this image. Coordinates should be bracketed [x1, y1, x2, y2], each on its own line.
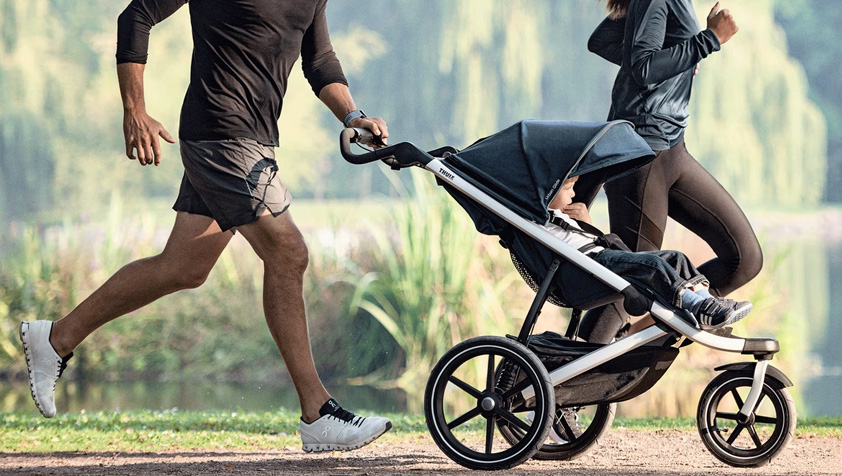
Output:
[549, 177, 577, 209]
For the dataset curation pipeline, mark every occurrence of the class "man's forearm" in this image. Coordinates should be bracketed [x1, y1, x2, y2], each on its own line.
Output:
[318, 82, 357, 123]
[117, 63, 148, 113]
[317, 81, 388, 141]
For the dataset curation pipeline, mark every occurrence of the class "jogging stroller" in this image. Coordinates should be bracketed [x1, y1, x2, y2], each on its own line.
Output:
[339, 120, 796, 470]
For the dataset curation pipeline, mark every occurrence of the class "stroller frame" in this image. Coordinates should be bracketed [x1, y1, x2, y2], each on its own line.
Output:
[340, 123, 795, 470]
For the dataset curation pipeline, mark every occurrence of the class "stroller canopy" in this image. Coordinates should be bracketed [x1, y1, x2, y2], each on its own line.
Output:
[441, 120, 654, 235]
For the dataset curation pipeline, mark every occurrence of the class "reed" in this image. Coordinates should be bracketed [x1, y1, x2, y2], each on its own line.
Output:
[347, 170, 523, 402]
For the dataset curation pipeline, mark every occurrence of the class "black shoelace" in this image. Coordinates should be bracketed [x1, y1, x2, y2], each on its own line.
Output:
[58, 352, 74, 378]
[328, 406, 366, 427]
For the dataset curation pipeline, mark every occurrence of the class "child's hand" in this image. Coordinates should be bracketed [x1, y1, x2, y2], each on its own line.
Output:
[563, 203, 592, 224]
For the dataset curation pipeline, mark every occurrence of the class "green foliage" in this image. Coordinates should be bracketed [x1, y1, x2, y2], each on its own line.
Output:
[686, 0, 827, 206]
[774, 0, 842, 201]
[0, 0, 834, 225]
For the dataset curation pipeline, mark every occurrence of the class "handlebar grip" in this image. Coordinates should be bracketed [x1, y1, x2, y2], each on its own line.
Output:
[340, 128, 382, 164]
[339, 128, 435, 168]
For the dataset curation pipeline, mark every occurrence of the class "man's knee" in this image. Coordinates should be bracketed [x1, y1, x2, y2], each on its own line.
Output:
[154, 253, 214, 290]
[174, 269, 212, 289]
[278, 237, 310, 274]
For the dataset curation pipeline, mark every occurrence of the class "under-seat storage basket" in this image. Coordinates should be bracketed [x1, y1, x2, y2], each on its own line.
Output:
[526, 331, 679, 406]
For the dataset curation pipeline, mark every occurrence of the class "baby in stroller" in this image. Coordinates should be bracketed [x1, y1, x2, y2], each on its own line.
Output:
[547, 175, 753, 331]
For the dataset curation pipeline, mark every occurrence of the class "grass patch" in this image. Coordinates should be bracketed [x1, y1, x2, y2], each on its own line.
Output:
[2, 411, 840, 453]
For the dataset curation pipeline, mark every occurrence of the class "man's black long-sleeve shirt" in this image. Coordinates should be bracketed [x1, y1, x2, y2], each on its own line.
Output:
[588, 0, 720, 150]
[116, 0, 347, 147]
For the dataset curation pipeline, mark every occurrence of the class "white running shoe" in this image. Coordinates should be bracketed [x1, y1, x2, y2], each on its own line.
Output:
[300, 398, 392, 452]
[19, 321, 73, 418]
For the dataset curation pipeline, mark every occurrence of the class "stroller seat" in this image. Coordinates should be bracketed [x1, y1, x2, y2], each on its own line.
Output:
[510, 249, 621, 310]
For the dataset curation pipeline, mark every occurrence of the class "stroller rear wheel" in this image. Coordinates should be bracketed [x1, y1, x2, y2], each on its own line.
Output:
[697, 368, 796, 467]
[424, 336, 554, 470]
[498, 402, 616, 460]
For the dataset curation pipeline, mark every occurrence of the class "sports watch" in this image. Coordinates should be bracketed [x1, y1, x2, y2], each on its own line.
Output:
[343, 109, 366, 128]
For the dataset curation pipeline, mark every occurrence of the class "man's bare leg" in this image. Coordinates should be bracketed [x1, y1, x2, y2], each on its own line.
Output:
[237, 211, 330, 423]
[50, 212, 233, 357]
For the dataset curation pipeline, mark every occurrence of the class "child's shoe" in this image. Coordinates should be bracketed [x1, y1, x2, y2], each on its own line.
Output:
[697, 298, 753, 330]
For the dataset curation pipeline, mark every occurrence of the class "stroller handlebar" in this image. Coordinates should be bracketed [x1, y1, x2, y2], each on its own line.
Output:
[339, 127, 438, 168]
[340, 128, 383, 164]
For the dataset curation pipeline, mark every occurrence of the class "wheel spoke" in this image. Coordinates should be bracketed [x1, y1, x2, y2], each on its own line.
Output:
[730, 388, 745, 408]
[485, 415, 495, 454]
[755, 414, 778, 425]
[499, 377, 533, 401]
[558, 413, 578, 442]
[496, 408, 530, 432]
[715, 411, 739, 421]
[746, 424, 764, 448]
[726, 423, 744, 445]
[448, 375, 483, 399]
[448, 407, 481, 430]
[486, 354, 496, 392]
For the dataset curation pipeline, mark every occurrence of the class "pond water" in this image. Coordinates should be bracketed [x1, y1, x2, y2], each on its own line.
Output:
[0, 379, 406, 416]
[2, 212, 841, 418]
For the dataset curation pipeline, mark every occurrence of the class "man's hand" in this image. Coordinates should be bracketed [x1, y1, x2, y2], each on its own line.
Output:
[707, 2, 738, 45]
[563, 203, 592, 224]
[122, 110, 175, 166]
[348, 116, 389, 147]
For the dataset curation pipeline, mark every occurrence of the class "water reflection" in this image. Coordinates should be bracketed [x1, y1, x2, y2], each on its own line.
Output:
[801, 235, 842, 417]
[0, 380, 407, 415]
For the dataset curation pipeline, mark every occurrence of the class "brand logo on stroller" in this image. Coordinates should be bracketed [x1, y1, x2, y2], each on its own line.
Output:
[438, 168, 455, 181]
[545, 179, 561, 201]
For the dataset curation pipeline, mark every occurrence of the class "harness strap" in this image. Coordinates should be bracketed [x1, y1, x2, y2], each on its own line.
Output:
[549, 215, 603, 254]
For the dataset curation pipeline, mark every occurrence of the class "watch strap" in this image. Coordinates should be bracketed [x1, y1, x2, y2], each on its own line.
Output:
[343, 109, 366, 128]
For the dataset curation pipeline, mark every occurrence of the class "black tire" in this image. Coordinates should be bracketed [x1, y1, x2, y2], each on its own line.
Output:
[498, 401, 616, 460]
[697, 368, 796, 467]
[424, 336, 554, 470]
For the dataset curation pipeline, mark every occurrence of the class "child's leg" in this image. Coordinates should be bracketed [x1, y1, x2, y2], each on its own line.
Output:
[591, 249, 691, 308]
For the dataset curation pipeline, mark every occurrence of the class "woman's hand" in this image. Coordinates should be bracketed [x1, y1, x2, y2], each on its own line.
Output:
[707, 2, 739, 45]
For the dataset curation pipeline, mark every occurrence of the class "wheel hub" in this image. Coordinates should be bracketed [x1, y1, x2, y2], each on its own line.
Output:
[736, 411, 755, 426]
[478, 392, 503, 417]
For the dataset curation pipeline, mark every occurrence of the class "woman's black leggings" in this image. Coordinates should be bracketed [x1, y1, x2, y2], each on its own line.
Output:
[578, 141, 764, 343]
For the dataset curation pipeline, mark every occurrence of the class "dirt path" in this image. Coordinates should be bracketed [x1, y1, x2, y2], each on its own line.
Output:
[2, 429, 840, 475]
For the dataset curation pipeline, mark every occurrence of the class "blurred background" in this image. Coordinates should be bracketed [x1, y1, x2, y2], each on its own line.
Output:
[1, 0, 840, 418]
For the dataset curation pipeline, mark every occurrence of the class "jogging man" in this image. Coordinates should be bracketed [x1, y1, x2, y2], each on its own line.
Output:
[20, 0, 391, 452]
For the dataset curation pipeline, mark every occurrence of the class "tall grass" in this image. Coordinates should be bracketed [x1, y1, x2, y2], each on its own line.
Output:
[348, 170, 523, 399]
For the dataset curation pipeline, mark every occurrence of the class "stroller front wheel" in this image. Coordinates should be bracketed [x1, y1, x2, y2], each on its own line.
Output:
[424, 336, 554, 470]
[696, 368, 796, 467]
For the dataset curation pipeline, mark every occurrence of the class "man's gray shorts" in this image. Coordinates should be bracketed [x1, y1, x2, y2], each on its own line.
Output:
[174, 138, 291, 232]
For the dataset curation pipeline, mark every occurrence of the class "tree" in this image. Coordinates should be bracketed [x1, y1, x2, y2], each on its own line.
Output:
[774, 0, 842, 202]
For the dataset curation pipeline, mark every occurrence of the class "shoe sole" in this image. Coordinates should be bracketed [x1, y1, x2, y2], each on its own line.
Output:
[302, 421, 392, 453]
[726, 303, 753, 326]
[19, 322, 54, 418]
